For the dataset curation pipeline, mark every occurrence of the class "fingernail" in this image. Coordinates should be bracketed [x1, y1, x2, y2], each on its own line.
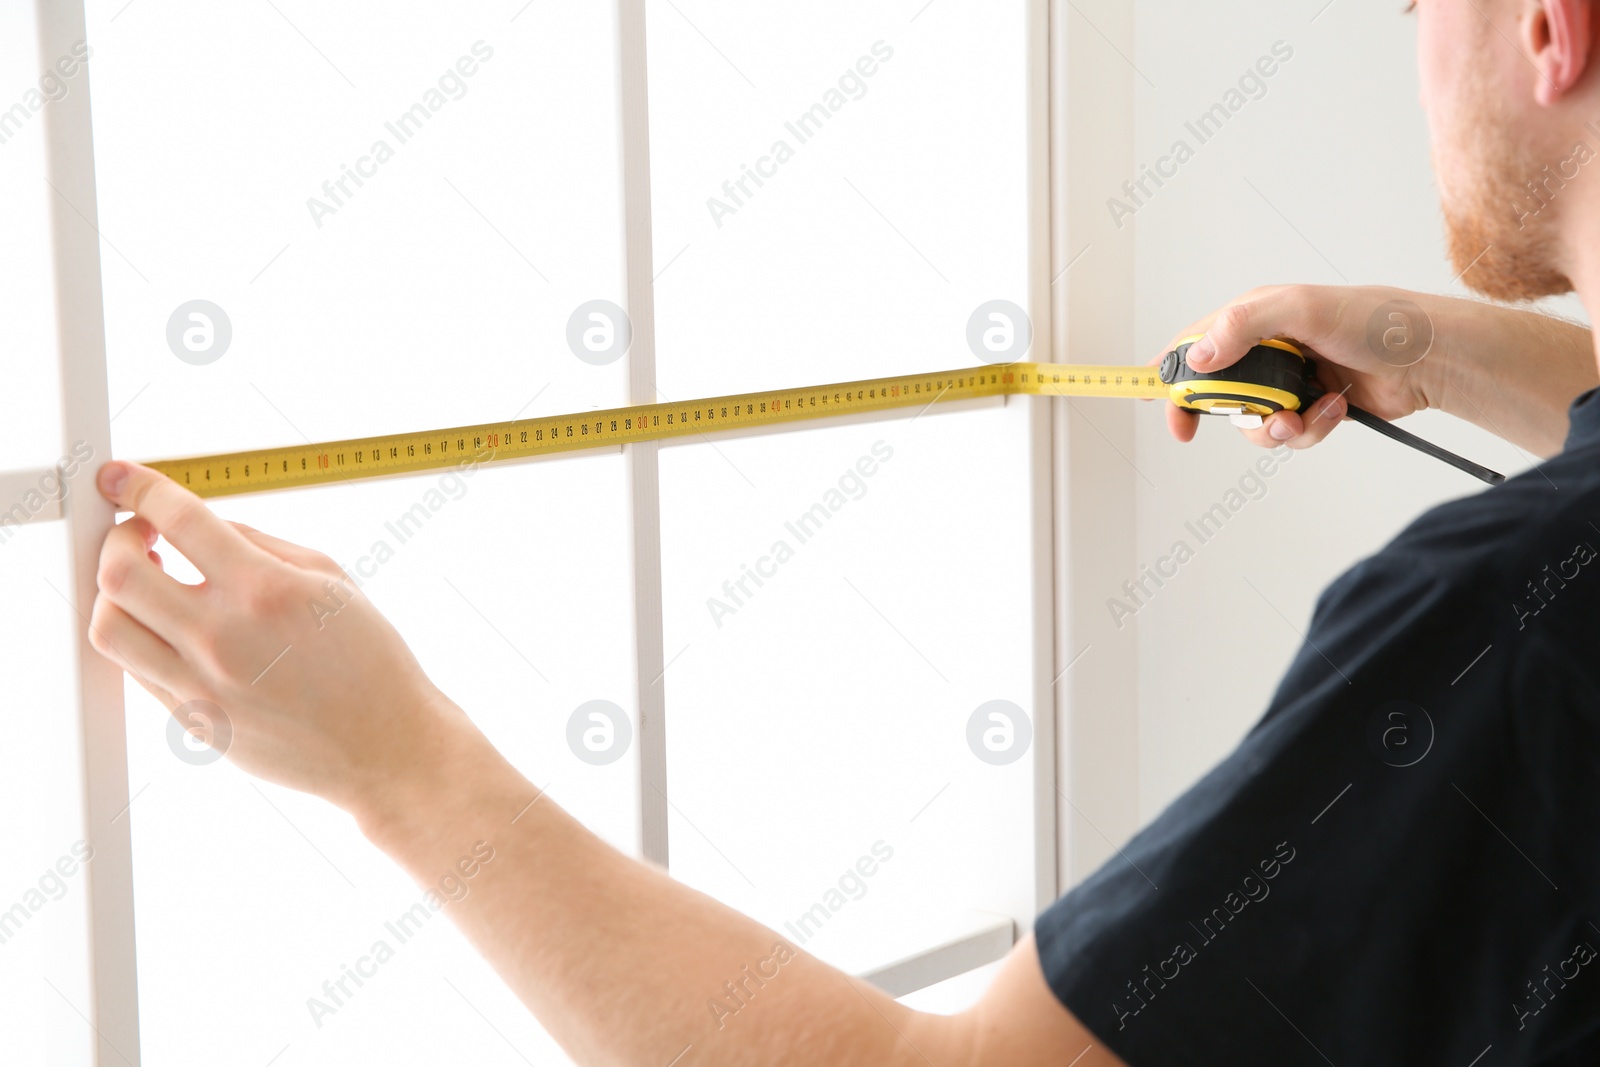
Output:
[98, 461, 129, 499]
[1188, 336, 1215, 365]
[1268, 419, 1295, 441]
[1322, 395, 1347, 421]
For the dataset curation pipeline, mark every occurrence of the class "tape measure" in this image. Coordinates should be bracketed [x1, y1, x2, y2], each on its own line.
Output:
[144, 339, 1502, 497]
[1161, 337, 1317, 419]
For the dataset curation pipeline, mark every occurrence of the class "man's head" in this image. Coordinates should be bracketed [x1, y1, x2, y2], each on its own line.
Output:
[1417, 0, 1596, 300]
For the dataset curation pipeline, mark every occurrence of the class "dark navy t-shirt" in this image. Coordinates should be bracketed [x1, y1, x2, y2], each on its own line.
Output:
[1036, 389, 1600, 1065]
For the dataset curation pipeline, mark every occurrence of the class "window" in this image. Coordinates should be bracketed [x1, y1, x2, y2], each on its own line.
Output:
[8, 2, 1063, 1063]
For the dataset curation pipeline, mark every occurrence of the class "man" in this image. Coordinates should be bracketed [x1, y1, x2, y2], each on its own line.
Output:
[87, 1, 1600, 1062]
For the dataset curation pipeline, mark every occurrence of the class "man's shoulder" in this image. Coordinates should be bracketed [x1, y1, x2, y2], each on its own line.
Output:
[1296, 456, 1600, 669]
[1383, 456, 1600, 587]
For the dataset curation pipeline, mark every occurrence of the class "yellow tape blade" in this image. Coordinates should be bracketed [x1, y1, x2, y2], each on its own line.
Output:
[144, 362, 1166, 498]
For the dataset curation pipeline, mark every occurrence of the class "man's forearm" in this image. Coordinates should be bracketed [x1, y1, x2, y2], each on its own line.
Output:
[355, 715, 972, 1067]
[1419, 295, 1597, 457]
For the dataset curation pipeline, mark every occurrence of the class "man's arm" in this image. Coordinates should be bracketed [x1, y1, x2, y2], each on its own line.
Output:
[1162, 284, 1597, 457]
[87, 461, 1121, 1067]
[361, 720, 1117, 1066]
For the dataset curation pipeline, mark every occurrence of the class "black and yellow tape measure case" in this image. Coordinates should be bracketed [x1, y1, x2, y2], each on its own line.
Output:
[1161, 337, 1322, 417]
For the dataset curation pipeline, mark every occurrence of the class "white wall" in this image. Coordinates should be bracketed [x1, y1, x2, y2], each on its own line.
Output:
[1128, 1, 1583, 822]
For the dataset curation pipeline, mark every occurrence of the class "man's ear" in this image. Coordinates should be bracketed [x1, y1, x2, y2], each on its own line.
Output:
[1527, 0, 1594, 105]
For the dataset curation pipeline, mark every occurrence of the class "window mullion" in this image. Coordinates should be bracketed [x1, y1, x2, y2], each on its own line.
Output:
[39, 0, 144, 1059]
[618, 0, 669, 867]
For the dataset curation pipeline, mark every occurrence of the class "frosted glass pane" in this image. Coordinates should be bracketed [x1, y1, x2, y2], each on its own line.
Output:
[0, 523, 95, 1065]
[645, 0, 1032, 396]
[658, 403, 1037, 973]
[90, 0, 629, 464]
[0, 2, 61, 470]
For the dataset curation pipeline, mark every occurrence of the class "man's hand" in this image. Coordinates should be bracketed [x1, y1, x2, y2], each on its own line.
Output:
[89, 459, 490, 817]
[1161, 284, 1598, 458]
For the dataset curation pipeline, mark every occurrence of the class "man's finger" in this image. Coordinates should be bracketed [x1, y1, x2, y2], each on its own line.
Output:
[1172, 407, 1287, 448]
[97, 516, 196, 641]
[1215, 415, 1292, 449]
[1157, 288, 1280, 363]
[1185, 287, 1323, 372]
[1284, 393, 1347, 449]
[97, 461, 261, 578]
[1263, 411, 1304, 443]
[1170, 407, 1320, 450]
[1165, 403, 1199, 443]
[88, 595, 193, 698]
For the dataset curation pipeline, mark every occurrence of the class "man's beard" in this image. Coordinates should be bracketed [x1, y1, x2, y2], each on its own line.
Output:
[1438, 67, 1573, 302]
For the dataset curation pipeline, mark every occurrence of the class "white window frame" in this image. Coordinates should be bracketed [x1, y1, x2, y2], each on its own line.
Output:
[27, 0, 1141, 1059]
